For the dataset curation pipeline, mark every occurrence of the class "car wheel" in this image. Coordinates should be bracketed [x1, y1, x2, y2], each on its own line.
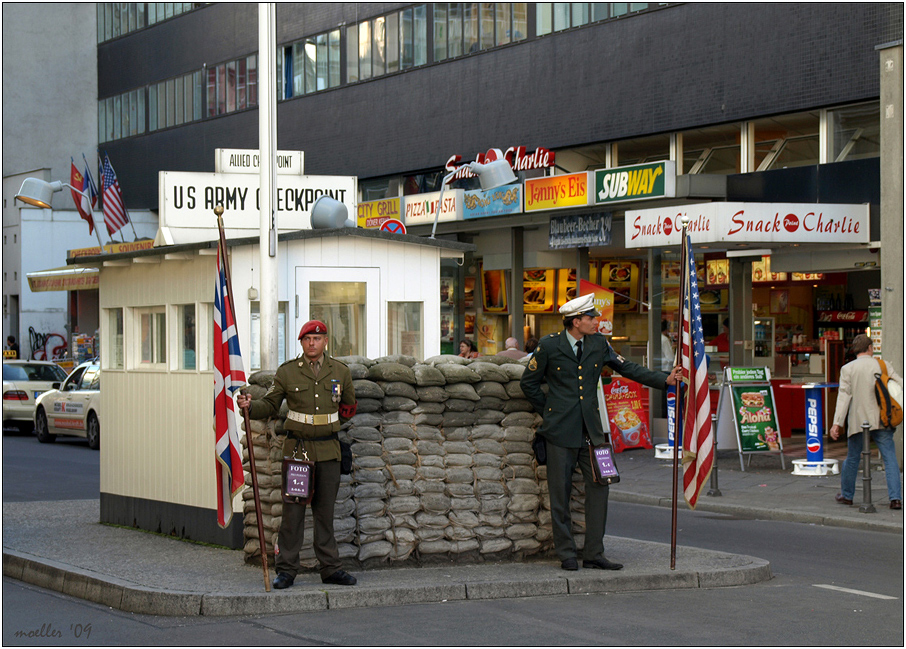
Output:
[87, 413, 100, 451]
[35, 409, 56, 444]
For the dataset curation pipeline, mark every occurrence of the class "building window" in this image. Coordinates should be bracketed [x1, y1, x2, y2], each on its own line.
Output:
[310, 282, 366, 358]
[136, 307, 166, 367]
[280, 31, 340, 100]
[177, 304, 196, 370]
[537, 2, 660, 36]
[249, 301, 288, 371]
[345, 6, 428, 82]
[828, 101, 880, 163]
[388, 302, 423, 358]
[107, 308, 124, 369]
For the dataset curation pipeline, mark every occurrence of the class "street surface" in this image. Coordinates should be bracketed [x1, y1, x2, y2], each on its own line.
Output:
[3, 433, 903, 646]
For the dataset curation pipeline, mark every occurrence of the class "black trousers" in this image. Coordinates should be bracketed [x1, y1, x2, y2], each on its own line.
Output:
[276, 459, 342, 580]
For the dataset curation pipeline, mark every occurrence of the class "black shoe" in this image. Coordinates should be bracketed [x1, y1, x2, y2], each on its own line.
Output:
[560, 558, 579, 571]
[835, 493, 853, 505]
[272, 572, 295, 589]
[583, 558, 623, 571]
[322, 569, 357, 586]
[891, 500, 902, 510]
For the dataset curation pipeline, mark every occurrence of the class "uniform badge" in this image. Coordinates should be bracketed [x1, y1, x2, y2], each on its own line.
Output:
[331, 379, 342, 403]
[528, 357, 538, 371]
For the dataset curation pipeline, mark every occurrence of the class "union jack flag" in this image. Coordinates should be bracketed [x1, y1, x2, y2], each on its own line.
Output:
[680, 231, 713, 509]
[213, 245, 246, 528]
[100, 154, 129, 235]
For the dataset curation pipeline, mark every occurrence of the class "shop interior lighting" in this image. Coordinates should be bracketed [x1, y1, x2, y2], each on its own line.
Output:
[430, 160, 517, 238]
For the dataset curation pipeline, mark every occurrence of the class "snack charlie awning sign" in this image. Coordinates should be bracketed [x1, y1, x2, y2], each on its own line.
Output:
[625, 202, 870, 247]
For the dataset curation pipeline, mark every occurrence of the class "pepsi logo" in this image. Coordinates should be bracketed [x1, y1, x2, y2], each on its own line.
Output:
[807, 440, 822, 453]
[783, 214, 799, 233]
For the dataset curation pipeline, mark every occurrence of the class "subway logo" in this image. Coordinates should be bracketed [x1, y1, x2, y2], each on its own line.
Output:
[595, 161, 675, 204]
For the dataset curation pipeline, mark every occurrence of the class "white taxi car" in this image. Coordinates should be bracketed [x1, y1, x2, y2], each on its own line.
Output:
[34, 361, 101, 450]
[2, 360, 69, 433]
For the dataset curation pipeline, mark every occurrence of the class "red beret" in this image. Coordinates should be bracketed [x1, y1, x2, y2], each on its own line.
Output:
[298, 320, 328, 340]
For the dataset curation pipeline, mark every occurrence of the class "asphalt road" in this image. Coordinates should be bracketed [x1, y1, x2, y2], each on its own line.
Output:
[3, 430, 903, 646]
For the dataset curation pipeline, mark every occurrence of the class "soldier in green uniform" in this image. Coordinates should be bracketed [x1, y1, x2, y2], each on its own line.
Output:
[237, 319, 357, 589]
[520, 294, 680, 571]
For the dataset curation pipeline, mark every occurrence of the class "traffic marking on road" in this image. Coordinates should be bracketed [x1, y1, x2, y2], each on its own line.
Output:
[814, 584, 898, 600]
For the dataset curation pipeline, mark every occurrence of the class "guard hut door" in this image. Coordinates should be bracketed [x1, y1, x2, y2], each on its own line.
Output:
[295, 267, 381, 359]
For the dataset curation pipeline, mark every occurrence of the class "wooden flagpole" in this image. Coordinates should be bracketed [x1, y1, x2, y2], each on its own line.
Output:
[670, 217, 690, 570]
[215, 205, 271, 592]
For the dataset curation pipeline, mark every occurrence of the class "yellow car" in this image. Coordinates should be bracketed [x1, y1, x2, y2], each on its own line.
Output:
[3, 360, 68, 433]
[34, 361, 101, 450]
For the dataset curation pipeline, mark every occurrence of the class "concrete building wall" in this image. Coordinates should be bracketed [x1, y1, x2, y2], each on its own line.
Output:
[2, 3, 98, 209]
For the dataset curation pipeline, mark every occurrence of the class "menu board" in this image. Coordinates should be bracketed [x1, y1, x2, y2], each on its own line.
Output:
[662, 286, 727, 312]
[706, 259, 729, 287]
[752, 256, 787, 283]
[730, 384, 781, 452]
[481, 265, 508, 313]
[555, 265, 598, 310]
[464, 277, 475, 308]
[602, 378, 653, 453]
[662, 261, 681, 285]
[523, 269, 556, 313]
[599, 260, 640, 312]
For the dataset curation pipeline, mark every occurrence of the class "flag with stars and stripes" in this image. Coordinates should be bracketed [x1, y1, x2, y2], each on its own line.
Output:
[100, 154, 130, 235]
[679, 231, 713, 509]
[213, 245, 246, 528]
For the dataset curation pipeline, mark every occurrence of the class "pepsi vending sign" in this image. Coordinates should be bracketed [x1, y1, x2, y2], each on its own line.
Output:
[805, 392, 824, 462]
[666, 387, 679, 447]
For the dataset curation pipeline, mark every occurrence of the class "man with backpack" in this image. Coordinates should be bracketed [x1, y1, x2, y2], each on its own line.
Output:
[830, 334, 903, 510]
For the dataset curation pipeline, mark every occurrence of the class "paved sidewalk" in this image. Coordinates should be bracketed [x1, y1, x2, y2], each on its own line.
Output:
[2, 436, 900, 617]
[609, 439, 903, 534]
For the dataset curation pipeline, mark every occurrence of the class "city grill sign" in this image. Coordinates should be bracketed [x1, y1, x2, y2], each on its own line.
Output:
[624, 202, 870, 247]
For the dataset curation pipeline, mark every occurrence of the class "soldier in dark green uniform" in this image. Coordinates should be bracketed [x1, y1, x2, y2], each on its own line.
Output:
[237, 319, 357, 589]
[520, 294, 680, 571]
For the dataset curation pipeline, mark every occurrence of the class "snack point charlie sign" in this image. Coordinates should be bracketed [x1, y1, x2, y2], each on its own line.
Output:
[625, 202, 869, 247]
[158, 171, 357, 245]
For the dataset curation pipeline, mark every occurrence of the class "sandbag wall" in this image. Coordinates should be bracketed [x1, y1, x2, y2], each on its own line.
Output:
[240, 355, 589, 568]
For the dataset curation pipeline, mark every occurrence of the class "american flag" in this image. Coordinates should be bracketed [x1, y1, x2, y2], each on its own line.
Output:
[213, 246, 247, 528]
[680, 231, 713, 509]
[100, 154, 129, 235]
[69, 159, 95, 234]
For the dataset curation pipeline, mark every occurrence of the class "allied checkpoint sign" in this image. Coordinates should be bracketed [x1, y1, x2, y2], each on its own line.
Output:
[156, 171, 357, 246]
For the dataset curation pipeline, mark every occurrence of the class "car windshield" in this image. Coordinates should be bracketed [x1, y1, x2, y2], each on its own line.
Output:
[3, 363, 67, 382]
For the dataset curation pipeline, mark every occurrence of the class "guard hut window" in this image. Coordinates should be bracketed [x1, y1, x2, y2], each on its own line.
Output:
[106, 308, 124, 370]
[135, 306, 167, 368]
[388, 302, 424, 359]
[310, 282, 366, 358]
[176, 304, 196, 370]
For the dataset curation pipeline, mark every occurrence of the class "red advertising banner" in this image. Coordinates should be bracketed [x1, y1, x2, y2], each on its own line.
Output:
[578, 279, 615, 335]
[602, 377, 653, 452]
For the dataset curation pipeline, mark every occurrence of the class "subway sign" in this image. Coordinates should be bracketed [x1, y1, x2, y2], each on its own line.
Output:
[594, 161, 675, 205]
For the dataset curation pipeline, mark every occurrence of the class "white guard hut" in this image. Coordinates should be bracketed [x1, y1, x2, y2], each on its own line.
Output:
[71, 227, 473, 547]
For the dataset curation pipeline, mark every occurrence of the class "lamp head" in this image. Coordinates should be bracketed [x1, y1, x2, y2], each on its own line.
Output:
[15, 178, 63, 209]
[310, 195, 354, 229]
[467, 159, 517, 192]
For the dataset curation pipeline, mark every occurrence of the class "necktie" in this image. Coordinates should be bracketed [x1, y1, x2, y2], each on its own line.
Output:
[576, 340, 583, 362]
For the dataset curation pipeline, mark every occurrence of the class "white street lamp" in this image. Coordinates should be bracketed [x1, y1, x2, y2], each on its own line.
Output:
[430, 159, 518, 238]
[15, 178, 106, 250]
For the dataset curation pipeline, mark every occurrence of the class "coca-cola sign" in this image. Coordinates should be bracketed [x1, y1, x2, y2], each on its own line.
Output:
[817, 310, 869, 323]
[625, 202, 870, 247]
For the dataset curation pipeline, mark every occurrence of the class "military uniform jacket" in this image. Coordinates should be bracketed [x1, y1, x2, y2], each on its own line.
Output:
[520, 330, 669, 448]
[248, 355, 356, 462]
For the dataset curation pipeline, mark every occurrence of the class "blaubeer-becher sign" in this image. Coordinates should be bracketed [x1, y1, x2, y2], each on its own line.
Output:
[549, 213, 612, 249]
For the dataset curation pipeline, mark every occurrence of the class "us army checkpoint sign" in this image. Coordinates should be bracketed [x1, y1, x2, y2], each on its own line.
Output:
[156, 171, 357, 245]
